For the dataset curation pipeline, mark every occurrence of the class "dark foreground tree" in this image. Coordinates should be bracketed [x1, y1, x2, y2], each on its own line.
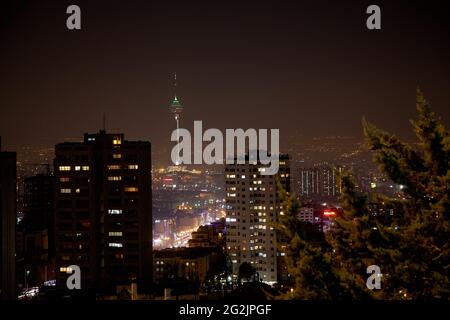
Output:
[279, 90, 450, 299]
[238, 262, 258, 283]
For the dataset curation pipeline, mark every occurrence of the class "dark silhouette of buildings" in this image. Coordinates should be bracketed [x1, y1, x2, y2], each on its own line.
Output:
[16, 173, 55, 290]
[153, 246, 226, 296]
[0, 138, 16, 300]
[54, 131, 152, 294]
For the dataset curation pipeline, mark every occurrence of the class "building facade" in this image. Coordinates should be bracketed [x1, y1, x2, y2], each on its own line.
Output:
[54, 131, 152, 293]
[188, 219, 225, 248]
[297, 207, 315, 224]
[297, 163, 342, 201]
[225, 155, 290, 284]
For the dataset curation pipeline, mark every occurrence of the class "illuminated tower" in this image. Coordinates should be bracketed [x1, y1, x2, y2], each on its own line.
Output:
[169, 73, 183, 165]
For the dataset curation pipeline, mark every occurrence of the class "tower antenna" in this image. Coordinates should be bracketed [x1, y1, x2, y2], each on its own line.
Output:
[169, 72, 183, 165]
[174, 72, 177, 99]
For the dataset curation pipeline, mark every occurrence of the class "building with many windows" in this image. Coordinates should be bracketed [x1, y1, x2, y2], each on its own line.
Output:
[225, 155, 290, 284]
[297, 207, 315, 224]
[54, 131, 152, 294]
[297, 163, 342, 201]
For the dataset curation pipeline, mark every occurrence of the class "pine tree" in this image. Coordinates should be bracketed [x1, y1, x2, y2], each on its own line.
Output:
[276, 182, 341, 299]
[359, 89, 450, 299]
[279, 90, 450, 299]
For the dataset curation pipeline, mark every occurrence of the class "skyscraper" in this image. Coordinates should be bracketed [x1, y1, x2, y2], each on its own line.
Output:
[0, 138, 16, 300]
[225, 155, 290, 284]
[54, 131, 152, 294]
[169, 73, 183, 166]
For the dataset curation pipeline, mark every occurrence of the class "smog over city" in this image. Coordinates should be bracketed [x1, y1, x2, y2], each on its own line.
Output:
[0, 0, 449, 317]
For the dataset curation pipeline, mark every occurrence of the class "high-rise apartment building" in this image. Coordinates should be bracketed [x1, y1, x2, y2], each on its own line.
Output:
[23, 174, 55, 233]
[0, 139, 16, 300]
[297, 163, 342, 200]
[54, 131, 152, 294]
[225, 155, 290, 284]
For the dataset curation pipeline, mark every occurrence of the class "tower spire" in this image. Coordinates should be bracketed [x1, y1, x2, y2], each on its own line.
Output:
[169, 72, 184, 166]
[174, 72, 177, 100]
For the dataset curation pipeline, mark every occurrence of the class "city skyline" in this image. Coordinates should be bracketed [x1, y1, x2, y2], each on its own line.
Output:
[1, 0, 450, 307]
[1, 1, 449, 156]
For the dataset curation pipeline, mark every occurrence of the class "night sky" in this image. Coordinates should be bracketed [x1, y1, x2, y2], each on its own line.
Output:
[1, 0, 449, 161]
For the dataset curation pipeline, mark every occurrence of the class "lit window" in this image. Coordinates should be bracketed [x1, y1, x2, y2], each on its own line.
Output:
[128, 165, 139, 170]
[108, 165, 121, 170]
[82, 166, 90, 171]
[108, 209, 122, 215]
[113, 154, 122, 159]
[75, 188, 81, 193]
[109, 231, 123, 237]
[108, 243, 123, 248]
[60, 177, 70, 182]
[75, 166, 81, 171]
[124, 187, 138, 192]
[81, 221, 90, 228]
[60, 188, 71, 194]
[108, 176, 122, 181]
[112, 138, 121, 145]
[59, 267, 72, 273]
[59, 166, 71, 171]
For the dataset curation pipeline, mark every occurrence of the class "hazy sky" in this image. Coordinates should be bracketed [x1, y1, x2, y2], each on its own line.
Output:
[1, 0, 449, 158]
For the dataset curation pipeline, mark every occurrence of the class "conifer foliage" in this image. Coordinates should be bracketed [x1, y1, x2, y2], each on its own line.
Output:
[279, 90, 450, 299]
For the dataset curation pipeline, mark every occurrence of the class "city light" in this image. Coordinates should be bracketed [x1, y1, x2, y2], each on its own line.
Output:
[1, 0, 448, 307]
